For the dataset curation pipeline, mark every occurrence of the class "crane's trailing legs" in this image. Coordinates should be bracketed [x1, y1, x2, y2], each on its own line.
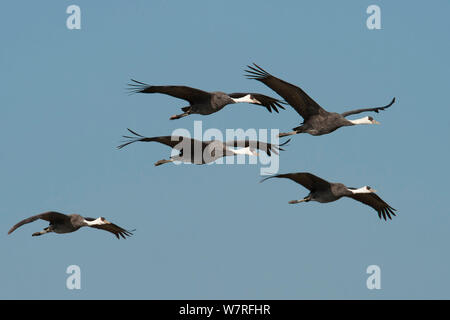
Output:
[289, 195, 311, 204]
[279, 131, 298, 138]
[169, 112, 189, 120]
[279, 125, 305, 137]
[32, 226, 52, 237]
[154, 159, 174, 166]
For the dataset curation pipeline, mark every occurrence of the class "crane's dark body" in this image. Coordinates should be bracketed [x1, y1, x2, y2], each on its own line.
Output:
[293, 112, 353, 136]
[182, 91, 234, 115]
[306, 183, 352, 203]
[245, 64, 395, 136]
[50, 214, 84, 234]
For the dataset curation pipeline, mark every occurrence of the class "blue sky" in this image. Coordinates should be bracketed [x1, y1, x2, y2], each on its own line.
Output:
[1, 0, 449, 299]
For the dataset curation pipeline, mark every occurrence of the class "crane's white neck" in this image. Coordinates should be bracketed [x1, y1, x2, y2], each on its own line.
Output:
[230, 147, 258, 156]
[348, 186, 373, 194]
[231, 94, 260, 104]
[348, 116, 378, 125]
[83, 217, 107, 226]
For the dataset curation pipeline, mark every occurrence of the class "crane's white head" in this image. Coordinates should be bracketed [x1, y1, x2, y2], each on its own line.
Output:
[231, 94, 261, 105]
[349, 116, 380, 125]
[231, 147, 259, 156]
[84, 217, 110, 226]
[99, 217, 109, 223]
[350, 186, 377, 194]
[249, 94, 261, 104]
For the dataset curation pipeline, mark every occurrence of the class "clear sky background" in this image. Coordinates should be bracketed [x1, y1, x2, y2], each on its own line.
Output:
[1, 0, 449, 299]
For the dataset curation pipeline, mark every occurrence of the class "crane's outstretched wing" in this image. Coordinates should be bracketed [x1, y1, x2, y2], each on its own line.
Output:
[85, 218, 134, 239]
[228, 92, 286, 113]
[346, 192, 396, 220]
[8, 211, 68, 234]
[225, 139, 290, 156]
[245, 63, 326, 120]
[117, 129, 201, 150]
[341, 97, 396, 117]
[260, 172, 331, 191]
[127, 79, 211, 105]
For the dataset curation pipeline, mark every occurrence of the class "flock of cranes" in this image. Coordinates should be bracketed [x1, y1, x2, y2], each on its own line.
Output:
[8, 63, 397, 239]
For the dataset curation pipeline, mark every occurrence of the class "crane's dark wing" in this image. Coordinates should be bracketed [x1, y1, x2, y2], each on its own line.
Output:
[346, 192, 396, 220]
[85, 218, 134, 239]
[8, 211, 68, 235]
[127, 79, 211, 105]
[228, 92, 286, 113]
[341, 97, 396, 117]
[260, 172, 331, 191]
[245, 63, 326, 120]
[117, 129, 201, 150]
[225, 139, 290, 156]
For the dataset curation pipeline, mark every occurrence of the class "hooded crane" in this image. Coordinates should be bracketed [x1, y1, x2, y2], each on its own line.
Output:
[245, 64, 396, 137]
[127, 79, 286, 120]
[118, 129, 289, 166]
[8, 211, 134, 239]
[261, 172, 396, 220]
